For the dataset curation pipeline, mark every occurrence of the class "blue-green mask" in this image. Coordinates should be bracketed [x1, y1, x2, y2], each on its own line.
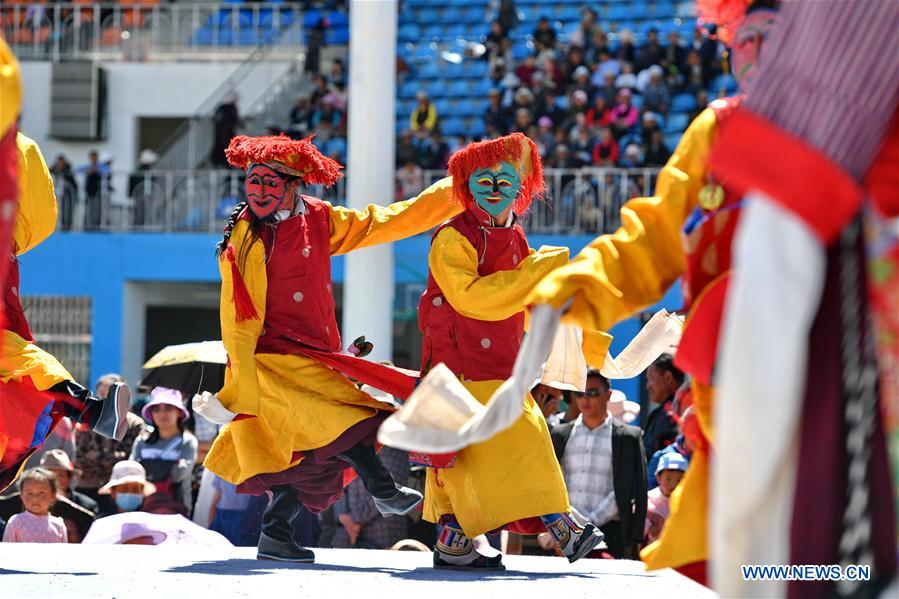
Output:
[468, 161, 521, 218]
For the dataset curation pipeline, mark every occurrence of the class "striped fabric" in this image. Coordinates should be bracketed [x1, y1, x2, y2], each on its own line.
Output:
[746, 0, 899, 180]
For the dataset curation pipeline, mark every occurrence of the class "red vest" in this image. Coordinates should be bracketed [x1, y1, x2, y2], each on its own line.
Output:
[418, 205, 530, 382]
[252, 196, 342, 355]
[3, 256, 32, 341]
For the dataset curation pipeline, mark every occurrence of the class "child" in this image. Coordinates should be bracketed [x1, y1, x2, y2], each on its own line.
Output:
[2, 468, 67, 543]
[645, 452, 688, 544]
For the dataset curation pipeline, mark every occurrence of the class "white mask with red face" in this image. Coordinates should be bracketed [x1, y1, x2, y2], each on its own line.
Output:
[731, 7, 777, 91]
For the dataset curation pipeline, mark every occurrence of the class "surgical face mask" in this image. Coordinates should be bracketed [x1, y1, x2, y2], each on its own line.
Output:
[115, 493, 144, 512]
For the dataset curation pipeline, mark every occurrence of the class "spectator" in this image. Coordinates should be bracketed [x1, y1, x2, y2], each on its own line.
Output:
[97, 460, 156, 517]
[75, 374, 147, 514]
[128, 149, 158, 227]
[643, 66, 671, 115]
[636, 28, 665, 71]
[208, 473, 264, 547]
[615, 29, 636, 64]
[562, 46, 588, 83]
[662, 31, 687, 80]
[210, 92, 240, 168]
[531, 383, 563, 422]
[79, 150, 104, 230]
[485, 20, 508, 63]
[619, 143, 645, 168]
[549, 144, 577, 169]
[310, 75, 331, 106]
[643, 354, 685, 457]
[51, 154, 77, 230]
[511, 108, 534, 134]
[592, 127, 619, 167]
[644, 452, 688, 544]
[597, 71, 619, 103]
[290, 96, 312, 132]
[540, 56, 565, 90]
[615, 62, 637, 92]
[535, 116, 556, 155]
[550, 370, 647, 559]
[570, 126, 595, 167]
[304, 11, 327, 74]
[2, 468, 67, 543]
[496, 0, 519, 33]
[409, 90, 438, 134]
[0, 467, 95, 543]
[586, 96, 612, 128]
[332, 446, 411, 549]
[395, 130, 420, 168]
[609, 89, 639, 138]
[538, 90, 566, 128]
[569, 8, 598, 50]
[494, 38, 515, 73]
[641, 111, 662, 145]
[419, 130, 448, 170]
[513, 86, 536, 113]
[329, 57, 346, 87]
[645, 129, 672, 167]
[311, 98, 342, 130]
[40, 450, 98, 515]
[683, 50, 709, 94]
[647, 406, 697, 490]
[326, 81, 348, 113]
[533, 17, 558, 52]
[570, 65, 597, 99]
[515, 55, 539, 87]
[566, 90, 590, 125]
[396, 161, 424, 199]
[593, 48, 621, 81]
[484, 88, 511, 134]
[131, 388, 198, 515]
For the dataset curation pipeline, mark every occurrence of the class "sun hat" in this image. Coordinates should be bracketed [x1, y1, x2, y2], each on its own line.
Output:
[142, 386, 189, 423]
[573, 65, 591, 79]
[39, 449, 76, 473]
[98, 460, 156, 496]
[656, 452, 689, 475]
[118, 522, 167, 545]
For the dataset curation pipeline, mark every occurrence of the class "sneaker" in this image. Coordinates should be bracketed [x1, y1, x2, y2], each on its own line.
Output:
[256, 533, 315, 563]
[373, 484, 423, 516]
[565, 523, 605, 563]
[91, 382, 131, 441]
[433, 549, 505, 571]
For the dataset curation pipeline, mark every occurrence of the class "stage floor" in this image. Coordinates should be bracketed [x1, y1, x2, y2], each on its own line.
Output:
[0, 544, 715, 598]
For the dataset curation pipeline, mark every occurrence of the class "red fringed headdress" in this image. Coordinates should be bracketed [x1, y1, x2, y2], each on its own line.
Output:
[696, 0, 750, 46]
[448, 132, 544, 214]
[226, 134, 343, 187]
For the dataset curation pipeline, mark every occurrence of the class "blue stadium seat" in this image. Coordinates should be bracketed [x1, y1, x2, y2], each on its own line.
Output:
[422, 24, 443, 40]
[461, 7, 486, 23]
[713, 74, 738, 94]
[665, 113, 690, 133]
[192, 27, 215, 46]
[442, 61, 466, 78]
[606, 5, 632, 21]
[512, 43, 533, 61]
[417, 61, 441, 79]
[445, 24, 469, 40]
[445, 79, 470, 98]
[418, 8, 440, 24]
[468, 118, 486, 139]
[671, 93, 698, 113]
[471, 78, 494, 97]
[303, 9, 322, 28]
[442, 7, 462, 24]
[327, 11, 349, 28]
[465, 60, 488, 78]
[398, 23, 420, 43]
[441, 118, 466, 136]
[260, 10, 295, 29]
[664, 133, 683, 152]
[399, 80, 421, 99]
[648, 4, 678, 19]
[237, 29, 263, 46]
[455, 99, 478, 116]
[630, 93, 643, 110]
[326, 28, 349, 45]
[433, 98, 451, 115]
[557, 6, 581, 22]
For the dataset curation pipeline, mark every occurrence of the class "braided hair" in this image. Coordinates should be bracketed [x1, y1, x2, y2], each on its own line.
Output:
[216, 200, 248, 257]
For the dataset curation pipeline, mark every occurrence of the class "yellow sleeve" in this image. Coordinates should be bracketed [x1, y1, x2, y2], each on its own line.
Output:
[527, 107, 718, 333]
[14, 133, 57, 256]
[431, 227, 570, 322]
[409, 109, 418, 132]
[0, 39, 21, 140]
[424, 104, 438, 130]
[217, 219, 267, 415]
[327, 177, 461, 255]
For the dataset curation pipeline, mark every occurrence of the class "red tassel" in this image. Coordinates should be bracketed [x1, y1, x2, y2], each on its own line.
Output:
[224, 244, 259, 322]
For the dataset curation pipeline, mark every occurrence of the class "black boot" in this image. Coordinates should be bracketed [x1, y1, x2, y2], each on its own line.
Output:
[49, 380, 130, 441]
[257, 485, 315, 563]
[338, 442, 423, 516]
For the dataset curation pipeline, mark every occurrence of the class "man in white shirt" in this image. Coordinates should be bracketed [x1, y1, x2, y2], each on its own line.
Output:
[550, 369, 648, 558]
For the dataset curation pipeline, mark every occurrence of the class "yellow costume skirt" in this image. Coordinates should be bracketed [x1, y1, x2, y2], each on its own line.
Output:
[205, 352, 389, 485]
[423, 379, 570, 538]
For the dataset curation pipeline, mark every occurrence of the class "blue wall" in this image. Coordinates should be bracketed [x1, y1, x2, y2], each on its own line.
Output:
[19, 232, 682, 404]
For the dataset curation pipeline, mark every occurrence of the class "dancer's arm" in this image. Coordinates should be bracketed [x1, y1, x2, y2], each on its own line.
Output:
[527, 108, 718, 333]
[430, 227, 569, 322]
[13, 133, 57, 256]
[217, 219, 267, 415]
[327, 177, 461, 255]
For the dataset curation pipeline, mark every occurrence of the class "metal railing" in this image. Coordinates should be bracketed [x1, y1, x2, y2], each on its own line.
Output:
[51, 167, 660, 235]
[1, 2, 306, 62]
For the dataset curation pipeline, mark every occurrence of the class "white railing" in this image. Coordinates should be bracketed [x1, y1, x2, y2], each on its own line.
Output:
[1, 2, 305, 61]
[51, 167, 660, 235]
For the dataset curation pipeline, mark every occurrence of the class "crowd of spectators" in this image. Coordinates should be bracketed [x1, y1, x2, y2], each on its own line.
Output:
[398, 7, 725, 178]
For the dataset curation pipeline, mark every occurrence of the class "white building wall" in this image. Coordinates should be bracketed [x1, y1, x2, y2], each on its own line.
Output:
[18, 60, 292, 169]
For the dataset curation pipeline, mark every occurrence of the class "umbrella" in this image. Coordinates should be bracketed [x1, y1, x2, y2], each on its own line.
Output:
[141, 341, 227, 395]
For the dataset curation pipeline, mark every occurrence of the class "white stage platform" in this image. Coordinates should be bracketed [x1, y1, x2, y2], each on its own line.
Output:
[0, 545, 715, 598]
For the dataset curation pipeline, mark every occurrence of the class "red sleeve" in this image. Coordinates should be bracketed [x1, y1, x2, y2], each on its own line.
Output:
[610, 141, 619, 164]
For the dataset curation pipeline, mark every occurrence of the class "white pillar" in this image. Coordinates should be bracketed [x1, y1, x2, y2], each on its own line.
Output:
[342, 0, 397, 362]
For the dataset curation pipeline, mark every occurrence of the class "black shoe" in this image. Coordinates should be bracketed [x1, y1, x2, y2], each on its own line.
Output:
[567, 523, 604, 563]
[91, 382, 131, 441]
[256, 533, 315, 563]
[433, 550, 505, 572]
[373, 484, 423, 516]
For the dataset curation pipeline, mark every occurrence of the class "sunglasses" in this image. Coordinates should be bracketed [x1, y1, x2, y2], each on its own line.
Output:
[572, 389, 606, 398]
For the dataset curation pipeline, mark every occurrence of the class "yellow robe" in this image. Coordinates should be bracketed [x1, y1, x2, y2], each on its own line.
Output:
[205, 178, 463, 485]
[527, 107, 720, 571]
[422, 227, 573, 537]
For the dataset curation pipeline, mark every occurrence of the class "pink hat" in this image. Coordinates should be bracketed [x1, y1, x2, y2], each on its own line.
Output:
[538, 116, 553, 128]
[142, 387, 189, 422]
